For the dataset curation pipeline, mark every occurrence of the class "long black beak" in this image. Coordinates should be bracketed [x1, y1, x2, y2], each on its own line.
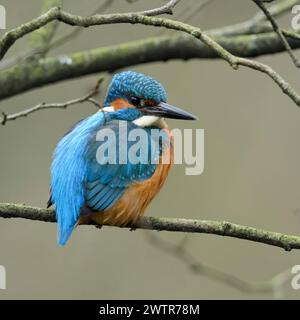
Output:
[145, 102, 198, 120]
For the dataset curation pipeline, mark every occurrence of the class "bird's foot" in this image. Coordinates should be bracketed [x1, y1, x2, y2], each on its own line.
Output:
[128, 221, 137, 231]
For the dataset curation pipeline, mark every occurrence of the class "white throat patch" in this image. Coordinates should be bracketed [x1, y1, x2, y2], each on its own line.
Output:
[102, 108, 165, 128]
[102, 106, 115, 112]
[133, 116, 161, 127]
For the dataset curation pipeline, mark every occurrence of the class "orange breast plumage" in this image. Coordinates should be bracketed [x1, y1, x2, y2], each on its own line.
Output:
[80, 130, 174, 227]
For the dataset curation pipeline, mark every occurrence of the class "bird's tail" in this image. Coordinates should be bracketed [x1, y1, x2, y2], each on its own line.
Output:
[56, 198, 84, 246]
[58, 224, 76, 247]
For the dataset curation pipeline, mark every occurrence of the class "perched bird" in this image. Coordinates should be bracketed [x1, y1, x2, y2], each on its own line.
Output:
[49, 71, 197, 246]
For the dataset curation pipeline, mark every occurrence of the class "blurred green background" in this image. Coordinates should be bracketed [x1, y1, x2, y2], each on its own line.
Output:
[0, 0, 300, 299]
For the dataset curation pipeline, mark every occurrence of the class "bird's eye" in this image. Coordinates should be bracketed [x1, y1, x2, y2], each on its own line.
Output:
[130, 96, 141, 107]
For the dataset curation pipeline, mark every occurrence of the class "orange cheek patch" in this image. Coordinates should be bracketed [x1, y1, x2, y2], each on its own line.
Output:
[144, 100, 156, 107]
[111, 98, 134, 110]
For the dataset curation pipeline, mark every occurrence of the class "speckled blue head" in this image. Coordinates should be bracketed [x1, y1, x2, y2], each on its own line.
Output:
[104, 71, 167, 107]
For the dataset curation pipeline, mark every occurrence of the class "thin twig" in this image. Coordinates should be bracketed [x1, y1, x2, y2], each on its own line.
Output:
[253, 0, 300, 67]
[208, 0, 299, 37]
[145, 233, 292, 296]
[29, 0, 63, 58]
[157, 0, 213, 36]
[181, 0, 214, 24]
[0, 79, 103, 125]
[0, 0, 115, 71]
[43, 0, 116, 54]
[136, 0, 181, 16]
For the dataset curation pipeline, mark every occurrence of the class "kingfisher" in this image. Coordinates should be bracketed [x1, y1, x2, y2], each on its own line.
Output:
[49, 71, 197, 246]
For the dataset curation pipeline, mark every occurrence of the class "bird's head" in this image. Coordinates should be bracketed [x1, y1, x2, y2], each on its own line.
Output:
[103, 71, 197, 126]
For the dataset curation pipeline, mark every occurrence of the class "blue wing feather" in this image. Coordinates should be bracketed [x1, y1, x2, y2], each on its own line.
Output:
[50, 112, 106, 246]
[85, 120, 162, 211]
[51, 112, 168, 246]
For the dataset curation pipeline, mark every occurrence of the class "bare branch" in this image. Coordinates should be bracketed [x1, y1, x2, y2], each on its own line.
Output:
[45, 0, 115, 53]
[283, 29, 300, 40]
[0, 0, 114, 71]
[146, 233, 292, 296]
[208, 0, 299, 37]
[1, 31, 300, 101]
[0, 1, 183, 60]
[1, 203, 300, 251]
[0, 78, 103, 125]
[29, 0, 63, 57]
[253, 0, 300, 67]
[234, 56, 300, 106]
[0, 2, 299, 110]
